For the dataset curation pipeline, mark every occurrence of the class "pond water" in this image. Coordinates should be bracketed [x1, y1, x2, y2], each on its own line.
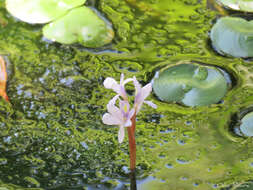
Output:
[0, 0, 253, 189]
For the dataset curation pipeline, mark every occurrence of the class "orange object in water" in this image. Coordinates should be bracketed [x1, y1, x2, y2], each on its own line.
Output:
[0, 56, 9, 101]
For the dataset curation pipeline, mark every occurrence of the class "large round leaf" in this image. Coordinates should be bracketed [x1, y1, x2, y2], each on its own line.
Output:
[6, 0, 86, 24]
[42, 7, 114, 48]
[217, 0, 253, 12]
[210, 17, 253, 58]
[240, 112, 253, 137]
[153, 64, 228, 107]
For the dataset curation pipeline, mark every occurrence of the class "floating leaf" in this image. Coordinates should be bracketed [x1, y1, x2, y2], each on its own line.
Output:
[6, 0, 86, 24]
[217, 0, 253, 12]
[240, 112, 253, 137]
[42, 7, 114, 48]
[210, 16, 253, 58]
[153, 64, 228, 107]
[0, 56, 9, 102]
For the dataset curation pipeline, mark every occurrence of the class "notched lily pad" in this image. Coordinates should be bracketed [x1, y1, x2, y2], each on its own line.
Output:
[152, 63, 228, 107]
[42, 7, 114, 48]
[6, 0, 86, 24]
[217, 0, 253, 12]
[211, 17, 253, 58]
[239, 112, 253, 137]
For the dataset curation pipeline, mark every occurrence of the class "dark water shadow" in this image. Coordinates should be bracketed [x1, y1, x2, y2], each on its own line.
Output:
[130, 170, 137, 190]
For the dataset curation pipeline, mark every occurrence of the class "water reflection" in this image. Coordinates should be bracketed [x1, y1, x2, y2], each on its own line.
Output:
[130, 170, 137, 190]
[207, 0, 228, 15]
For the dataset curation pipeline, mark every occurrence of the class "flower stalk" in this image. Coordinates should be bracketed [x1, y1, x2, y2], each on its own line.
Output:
[0, 56, 9, 102]
[102, 74, 156, 171]
[127, 113, 136, 171]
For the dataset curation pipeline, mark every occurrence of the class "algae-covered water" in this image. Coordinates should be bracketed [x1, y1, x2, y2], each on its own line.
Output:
[0, 0, 253, 189]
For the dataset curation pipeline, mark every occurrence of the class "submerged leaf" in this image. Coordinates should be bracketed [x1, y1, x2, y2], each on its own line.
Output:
[0, 56, 8, 102]
[42, 7, 114, 48]
[6, 0, 86, 24]
[153, 64, 228, 107]
[210, 17, 253, 58]
[217, 0, 253, 12]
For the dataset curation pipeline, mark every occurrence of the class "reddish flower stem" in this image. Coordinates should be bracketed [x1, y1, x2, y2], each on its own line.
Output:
[0, 56, 9, 102]
[127, 113, 136, 171]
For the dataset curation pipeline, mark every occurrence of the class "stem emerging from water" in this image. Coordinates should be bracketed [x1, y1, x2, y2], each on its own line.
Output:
[127, 113, 136, 171]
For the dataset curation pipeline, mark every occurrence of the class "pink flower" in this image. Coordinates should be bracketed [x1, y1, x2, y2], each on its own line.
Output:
[133, 76, 157, 114]
[102, 95, 135, 143]
[103, 73, 133, 100]
[102, 74, 157, 143]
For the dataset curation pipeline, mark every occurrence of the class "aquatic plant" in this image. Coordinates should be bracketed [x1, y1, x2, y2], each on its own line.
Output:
[153, 63, 228, 106]
[211, 17, 253, 58]
[102, 74, 156, 171]
[217, 0, 253, 12]
[239, 112, 253, 137]
[6, 0, 86, 24]
[5, 0, 114, 47]
[42, 7, 114, 48]
[0, 56, 9, 102]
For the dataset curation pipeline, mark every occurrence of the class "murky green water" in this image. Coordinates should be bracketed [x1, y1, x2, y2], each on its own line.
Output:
[0, 0, 253, 189]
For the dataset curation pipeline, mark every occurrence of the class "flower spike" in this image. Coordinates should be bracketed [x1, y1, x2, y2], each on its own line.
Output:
[102, 73, 157, 171]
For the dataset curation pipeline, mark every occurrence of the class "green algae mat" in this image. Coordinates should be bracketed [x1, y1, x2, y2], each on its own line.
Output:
[0, 0, 253, 189]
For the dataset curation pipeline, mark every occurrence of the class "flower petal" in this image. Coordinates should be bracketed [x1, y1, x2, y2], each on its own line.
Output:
[102, 113, 122, 125]
[120, 73, 124, 85]
[107, 95, 119, 112]
[122, 78, 133, 85]
[134, 82, 152, 112]
[135, 102, 144, 114]
[141, 83, 152, 100]
[119, 85, 128, 100]
[124, 119, 132, 127]
[133, 76, 142, 93]
[128, 108, 135, 119]
[119, 100, 130, 113]
[107, 95, 123, 120]
[118, 126, 125, 143]
[144, 100, 157, 109]
[108, 94, 119, 106]
[104, 77, 120, 94]
[104, 77, 117, 89]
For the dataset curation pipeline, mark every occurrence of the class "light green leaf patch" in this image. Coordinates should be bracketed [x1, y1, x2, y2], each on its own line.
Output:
[240, 112, 253, 137]
[217, 0, 253, 12]
[6, 0, 86, 24]
[153, 64, 228, 107]
[42, 7, 114, 48]
[210, 17, 253, 58]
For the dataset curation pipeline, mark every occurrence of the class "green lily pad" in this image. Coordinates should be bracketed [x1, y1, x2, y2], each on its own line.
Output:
[210, 17, 253, 58]
[240, 112, 253, 137]
[217, 0, 253, 12]
[6, 0, 86, 24]
[42, 7, 114, 48]
[153, 64, 228, 107]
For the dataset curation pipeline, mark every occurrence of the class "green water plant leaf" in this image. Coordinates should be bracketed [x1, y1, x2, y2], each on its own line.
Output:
[153, 64, 228, 107]
[240, 112, 253, 137]
[210, 16, 253, 58]
[42, 7, 114, 48]
[217, 0, 253, 12]
[6, 0, 86, 24]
